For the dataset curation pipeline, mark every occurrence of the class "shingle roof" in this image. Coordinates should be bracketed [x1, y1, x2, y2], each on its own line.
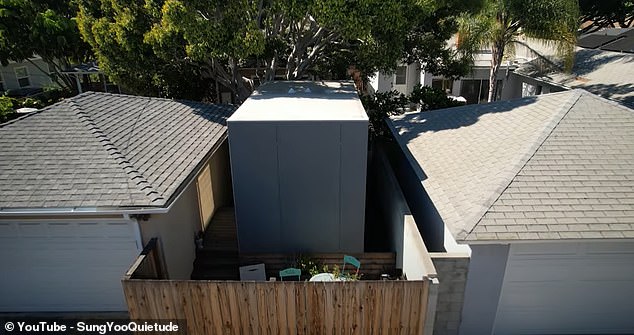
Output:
[0, 92, 234, 210]
[389, 90, 634, 242]
[515, 47, 634, 108]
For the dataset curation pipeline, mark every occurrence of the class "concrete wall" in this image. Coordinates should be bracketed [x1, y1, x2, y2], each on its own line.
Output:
[1, 59, 53, 91]
[373, 146, 437, 279]
[141, 142, 232, 279]
[381, 140, 445, 251]
[430, 254, 470, 335]
[230, 121, 367, 253]
[459, 244, 509, 335]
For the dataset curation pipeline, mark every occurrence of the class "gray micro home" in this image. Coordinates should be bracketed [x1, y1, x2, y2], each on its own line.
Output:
[228, 81, 369, 253]
[387, 89, 634, 334]
[0, 92, 234, 311]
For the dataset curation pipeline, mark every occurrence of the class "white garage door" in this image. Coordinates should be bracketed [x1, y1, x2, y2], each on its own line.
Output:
[0, 221, 141, 312]
[494, 241, 634, 334]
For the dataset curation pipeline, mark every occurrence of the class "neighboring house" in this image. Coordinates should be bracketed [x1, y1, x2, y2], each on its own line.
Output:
[370, 36, 559, 104]
[0, 92, 234, 312]
[0, 57, 54, 95]
[513, 28, 634, 107]
[371, 55, 516, 104]
[388, 89, 634, 334]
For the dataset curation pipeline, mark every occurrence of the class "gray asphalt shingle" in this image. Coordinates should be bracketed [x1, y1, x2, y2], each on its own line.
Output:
[516, 48, 634, 108]
[389, 90, 634, 242]
[0, 92, 233, 210]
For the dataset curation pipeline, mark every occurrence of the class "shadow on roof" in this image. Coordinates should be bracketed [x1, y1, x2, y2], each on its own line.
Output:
[392, 96, 539, 146]
[573, 49, 634, 77]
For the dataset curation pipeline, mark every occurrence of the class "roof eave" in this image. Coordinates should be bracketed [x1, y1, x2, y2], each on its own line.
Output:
[0, 206, 169, 216]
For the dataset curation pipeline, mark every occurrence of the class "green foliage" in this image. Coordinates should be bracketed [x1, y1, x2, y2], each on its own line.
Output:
[0, 87, 69, 123]
[403, 0, 485, 79]
[0, 96, 15, 123]
[0, 0, 93, 91]
[409, 85, 465, 111]
[78, 0, 482, 101]
[293, 255, 361, 280]
[295, 254, 322, 277]
[362, 90, 409, 138]
[362, 86, 464, 139]
[76, 0, 212, 100]
[458, 0, 579, 102]
[19, 98, 43, 109]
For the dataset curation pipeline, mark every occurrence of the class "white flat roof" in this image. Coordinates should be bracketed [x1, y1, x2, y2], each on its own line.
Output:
[228, 81, 368, 122]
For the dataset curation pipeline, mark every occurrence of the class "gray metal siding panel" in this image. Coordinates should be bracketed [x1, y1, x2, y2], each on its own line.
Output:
[230, 120, 367, 253]
[229, 122, 281, 252]
[277, 123, 340, 252]
[339, 122, 368, 252]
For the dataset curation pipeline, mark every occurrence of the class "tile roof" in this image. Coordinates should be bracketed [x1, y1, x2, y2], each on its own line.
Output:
[389, 90, 634, 242]
[0, 92, 234, 210]
[515, 47, 634, 108]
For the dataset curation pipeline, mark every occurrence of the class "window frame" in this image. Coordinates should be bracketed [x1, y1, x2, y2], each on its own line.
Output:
[394, 66, 407, 85]
[432, 78, 454, 94]
[14, 66, 31, 88]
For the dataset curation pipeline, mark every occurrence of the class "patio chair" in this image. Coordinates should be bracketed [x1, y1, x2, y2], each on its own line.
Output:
[279, 267, 301, 281]
[341, 255, 361, 277]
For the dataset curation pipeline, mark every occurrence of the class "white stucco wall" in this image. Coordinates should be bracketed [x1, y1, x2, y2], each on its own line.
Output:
[140, 141, 232, 280]
[375, 63, 422, 95]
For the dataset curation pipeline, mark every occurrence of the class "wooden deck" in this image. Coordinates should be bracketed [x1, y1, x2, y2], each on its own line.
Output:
[202, 207, 238, 252]
[192, 207, 397, 280]
[191, 207, 239, 280]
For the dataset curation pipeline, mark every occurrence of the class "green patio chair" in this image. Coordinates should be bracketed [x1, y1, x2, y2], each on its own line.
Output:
[342, 255, 361, 277]
[279, 267, 301, 281]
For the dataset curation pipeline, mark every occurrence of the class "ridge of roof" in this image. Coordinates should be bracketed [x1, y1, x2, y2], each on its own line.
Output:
[459, 90, 584, 240]
[0, 91, 232, 211]
[66, 95, 164, 204]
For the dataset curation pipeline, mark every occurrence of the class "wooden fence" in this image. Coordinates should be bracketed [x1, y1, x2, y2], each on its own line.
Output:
[122, 279, 431, 335]
[124, 238, 166, 280]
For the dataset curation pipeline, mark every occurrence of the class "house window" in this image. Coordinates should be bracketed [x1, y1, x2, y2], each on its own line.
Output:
[0, 72, 4, 92]
[395, 66, 407, 85]
[460, 79, 504, 104]
[460, 80, 484, 104]
[14, 66, 30, 88]
[432, 79, 454, 94]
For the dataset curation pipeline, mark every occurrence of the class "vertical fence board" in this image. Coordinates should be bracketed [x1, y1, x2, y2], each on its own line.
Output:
[295, 282, 308, 335]
[256, 283, 270, 335]
[206, 283, 226, 335]
[266, 282, 280, 335]
[245, 282, 260, 334]
[123, 279, 431, 335]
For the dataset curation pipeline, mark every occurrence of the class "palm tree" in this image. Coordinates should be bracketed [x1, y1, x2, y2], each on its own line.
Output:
[458, 0, 579, 102]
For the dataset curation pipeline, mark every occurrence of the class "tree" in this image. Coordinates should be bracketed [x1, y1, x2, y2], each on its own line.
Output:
[579, 0, 634, 34]
[362, 85, 464, 138]
[78, 0, 480, 102]
[458, 0, 579, 102]
[76, 0, 213, 100]
[0, 0, 92, 91]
